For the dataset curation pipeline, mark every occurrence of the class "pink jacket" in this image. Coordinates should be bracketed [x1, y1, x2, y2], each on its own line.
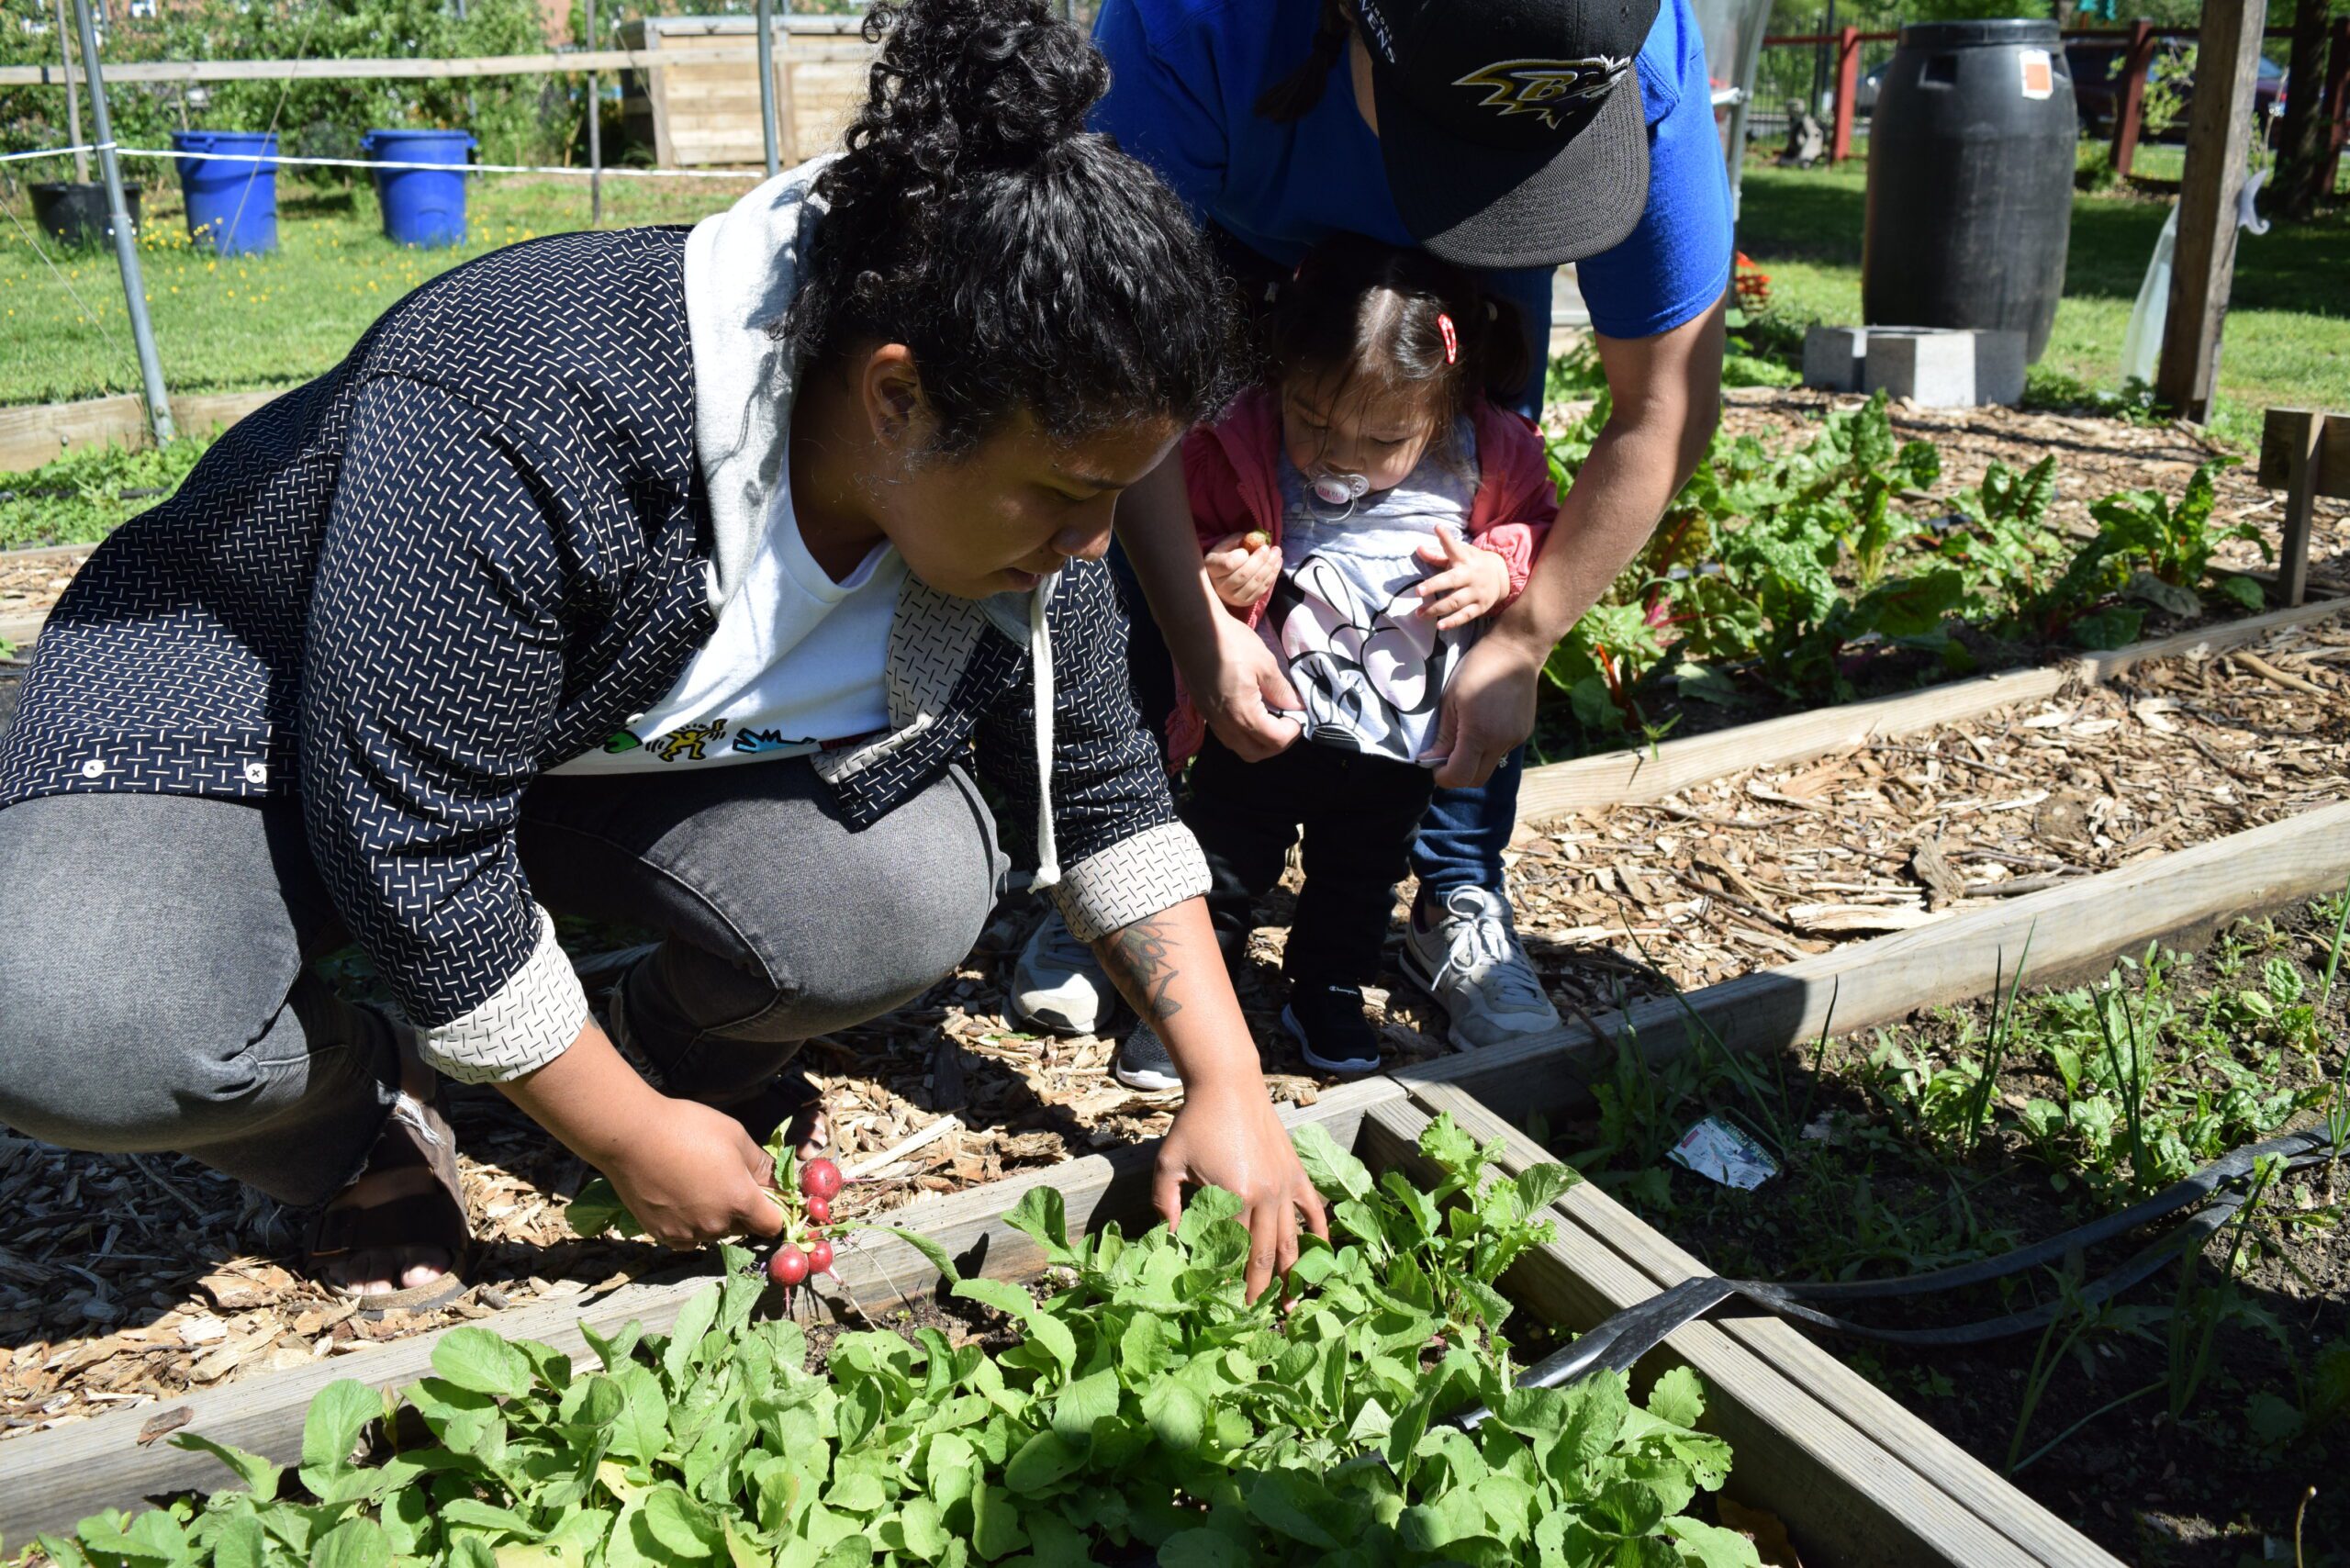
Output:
[1165, 385, 1556, 765]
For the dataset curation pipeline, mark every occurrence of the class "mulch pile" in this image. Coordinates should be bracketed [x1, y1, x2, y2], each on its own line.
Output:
[1, 398, 2344, 1448]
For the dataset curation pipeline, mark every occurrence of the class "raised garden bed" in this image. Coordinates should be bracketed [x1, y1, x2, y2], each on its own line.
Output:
[1404, 797, 2350, 1131]
[1395, 804, 2350, 1562]
[0, 1070, 2117, 1567]
[1544, 896, 2350, 1562]
[17, 801, 2341, 1558]
[1494, 599, 2348, 1020]
[1524, 390, 2344, 765]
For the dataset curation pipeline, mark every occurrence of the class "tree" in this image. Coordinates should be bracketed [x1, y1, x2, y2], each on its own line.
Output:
[2274, 0, 2337, 218]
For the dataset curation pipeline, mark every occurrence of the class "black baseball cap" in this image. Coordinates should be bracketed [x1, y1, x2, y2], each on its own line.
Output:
[1353, 0, 1661, 268]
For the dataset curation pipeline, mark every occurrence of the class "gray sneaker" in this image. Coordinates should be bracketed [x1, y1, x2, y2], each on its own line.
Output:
[1113, 1021, 1183, 1093]
[1010, 910, 1115, 1036]
[1399, 886, 1561, 1050]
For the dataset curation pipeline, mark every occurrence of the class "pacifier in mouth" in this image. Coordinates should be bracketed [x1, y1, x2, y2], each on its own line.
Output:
[1311, 471, 1371, 507]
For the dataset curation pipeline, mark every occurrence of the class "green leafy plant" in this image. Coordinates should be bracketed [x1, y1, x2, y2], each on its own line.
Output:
[0, 436, 217, 549]
[1536, 409, 2280, 755]
[27, 1119, 1757, 1568]
[2028, 460, 2269, 649]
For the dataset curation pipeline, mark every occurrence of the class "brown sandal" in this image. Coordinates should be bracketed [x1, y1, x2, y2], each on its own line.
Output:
[308, 1051, 473, 1320]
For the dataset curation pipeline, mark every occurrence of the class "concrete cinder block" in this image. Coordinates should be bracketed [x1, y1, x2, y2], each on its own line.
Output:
[1861, 327, 2029, 409]
[1970, 329, 2028, 407]
[1803, 324, 1868, 393]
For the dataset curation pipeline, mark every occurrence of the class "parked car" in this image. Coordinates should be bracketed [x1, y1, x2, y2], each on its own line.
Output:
[2066, 39, 2284, 137]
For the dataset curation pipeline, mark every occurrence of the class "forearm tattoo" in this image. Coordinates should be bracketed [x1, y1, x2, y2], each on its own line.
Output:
[1096, 914, 1185, 1028]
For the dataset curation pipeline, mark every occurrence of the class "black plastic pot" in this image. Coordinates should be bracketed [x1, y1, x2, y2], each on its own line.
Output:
[1861, 19, 2078, 364]
[28, 181, 142, 249]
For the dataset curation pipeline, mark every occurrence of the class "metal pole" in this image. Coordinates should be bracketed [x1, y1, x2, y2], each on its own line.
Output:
[453, 0, 477, 119]
[70, 0, 173, 444]
[755, 0, 779, 179]
[586, 0, 602, 224]
[53, 0, 90, 185]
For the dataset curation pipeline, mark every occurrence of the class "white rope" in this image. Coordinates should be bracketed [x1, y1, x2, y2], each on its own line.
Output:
[0, 140, 761, 179]
[0, 143, 103, 163]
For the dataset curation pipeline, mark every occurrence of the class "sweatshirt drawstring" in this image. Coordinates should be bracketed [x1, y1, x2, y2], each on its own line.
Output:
[1026, 581, 1060, 891]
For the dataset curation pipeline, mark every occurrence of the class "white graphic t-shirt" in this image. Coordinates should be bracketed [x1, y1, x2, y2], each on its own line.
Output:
[554, 454, 902, 773]
[1259, 420, 1481, 767]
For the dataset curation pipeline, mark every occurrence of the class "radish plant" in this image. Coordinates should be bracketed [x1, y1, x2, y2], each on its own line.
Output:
[27, 1117, 1757, 1568]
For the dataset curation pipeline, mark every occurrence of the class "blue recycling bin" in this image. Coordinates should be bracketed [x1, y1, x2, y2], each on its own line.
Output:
[170, 130, 278, 255]
[363, 129, 477, 248]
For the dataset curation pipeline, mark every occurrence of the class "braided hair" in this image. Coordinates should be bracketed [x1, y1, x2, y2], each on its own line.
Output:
[778, 0, 1240, 456]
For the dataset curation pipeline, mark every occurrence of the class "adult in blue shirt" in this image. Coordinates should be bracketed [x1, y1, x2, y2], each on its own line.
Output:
[1011, 0, 1732, 1059]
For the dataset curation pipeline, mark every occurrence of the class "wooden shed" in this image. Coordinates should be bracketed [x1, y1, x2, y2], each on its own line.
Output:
[619, 15, 876, 169]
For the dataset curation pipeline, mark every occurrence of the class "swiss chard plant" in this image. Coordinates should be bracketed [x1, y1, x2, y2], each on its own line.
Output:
[1539, 399, 2278, 747]
[22, 1117, 1758, 1568]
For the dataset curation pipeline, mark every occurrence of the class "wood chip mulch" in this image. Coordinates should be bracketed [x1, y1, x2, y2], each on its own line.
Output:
[0, 547, 90, 632]
[1500, 610, 2350, 1007]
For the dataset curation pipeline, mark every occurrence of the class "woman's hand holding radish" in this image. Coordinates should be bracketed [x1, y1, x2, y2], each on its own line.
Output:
[1414, 529, 1510, 630]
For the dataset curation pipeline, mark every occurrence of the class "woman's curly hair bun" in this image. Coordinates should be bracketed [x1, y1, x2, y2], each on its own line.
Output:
[781, 0, 1239, 456]
[855, 0, 1106, 179]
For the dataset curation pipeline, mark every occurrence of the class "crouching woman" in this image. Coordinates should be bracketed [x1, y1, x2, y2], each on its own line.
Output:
[0, 0, 1325, 1309]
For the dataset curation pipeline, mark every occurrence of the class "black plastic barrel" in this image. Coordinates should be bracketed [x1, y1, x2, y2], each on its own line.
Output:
[29, 182, 141, 249]
[1862, 18, 2077, 364]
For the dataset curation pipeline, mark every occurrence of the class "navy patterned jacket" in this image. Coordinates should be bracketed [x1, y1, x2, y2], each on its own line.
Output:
[0, 224, 1206, 1081]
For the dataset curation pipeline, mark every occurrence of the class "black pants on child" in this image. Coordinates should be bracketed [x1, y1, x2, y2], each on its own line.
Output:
[1181, 735, 1439, 987]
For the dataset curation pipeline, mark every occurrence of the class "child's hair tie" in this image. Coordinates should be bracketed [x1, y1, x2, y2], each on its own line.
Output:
[1437, 312, 1459, 366]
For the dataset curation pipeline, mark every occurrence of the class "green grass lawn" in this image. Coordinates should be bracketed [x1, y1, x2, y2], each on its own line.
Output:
[1734, 161, 2350, 448]
[4, 155, 2344, 450]
[0, 171, 759, 405]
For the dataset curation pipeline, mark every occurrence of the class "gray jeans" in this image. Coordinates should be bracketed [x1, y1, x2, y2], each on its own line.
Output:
[0, 759, 1004, 1204]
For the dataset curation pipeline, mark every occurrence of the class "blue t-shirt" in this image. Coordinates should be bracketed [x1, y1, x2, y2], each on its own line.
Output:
[1091, 0, 1735, 407]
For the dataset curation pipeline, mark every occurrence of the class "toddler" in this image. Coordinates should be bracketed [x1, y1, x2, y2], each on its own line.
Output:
[1122, 235, 1556, 1088]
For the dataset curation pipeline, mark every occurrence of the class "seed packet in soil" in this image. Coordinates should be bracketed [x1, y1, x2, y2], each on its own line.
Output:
[1668, 1115, 1779, 1190]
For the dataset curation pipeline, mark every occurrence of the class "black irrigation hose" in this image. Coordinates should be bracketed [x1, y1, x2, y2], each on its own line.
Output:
[1443, 1122, 2340, 1430]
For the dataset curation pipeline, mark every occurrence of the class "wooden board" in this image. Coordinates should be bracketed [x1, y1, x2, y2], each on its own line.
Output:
[1400, 1083, 2119, 1568]
[1403, 797, 2350, 1126]
[1362, 1094, 2117, 1567]
[2258, 409, 2346, 608]
[1513, 592, 2350, 823]
[0, 389, 280, 474]
[2153, 0, 2271, 422]
[618, 22, 876, 169]
[2257, 409, 2350, 497]
[0, 44, 763, 86]
[0, 1079, 1401, 1542]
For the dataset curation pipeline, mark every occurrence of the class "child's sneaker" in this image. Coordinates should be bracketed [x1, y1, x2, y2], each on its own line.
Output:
[1011, 910, 1116, 1036]
[1113, 1022, 1184, 1093]
[1280, 983, 1382, 1076]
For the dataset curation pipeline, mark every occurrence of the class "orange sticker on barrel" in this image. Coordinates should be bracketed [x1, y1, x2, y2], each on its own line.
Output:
[2020, 48, 2053, 100]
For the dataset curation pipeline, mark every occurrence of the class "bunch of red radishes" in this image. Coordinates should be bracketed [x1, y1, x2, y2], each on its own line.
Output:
[764, 1153, 845, 1288]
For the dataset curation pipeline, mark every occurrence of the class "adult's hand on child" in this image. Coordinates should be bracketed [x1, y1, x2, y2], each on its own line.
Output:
[1202, 531, 1281, 609]
[1430, 631, 1542, 789]
[1190, 611, 1303, 761]
[1154, 1075, 1330, 1304]
[602, 1097, 789, 1251]
[1414, 532, 1510, 631]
